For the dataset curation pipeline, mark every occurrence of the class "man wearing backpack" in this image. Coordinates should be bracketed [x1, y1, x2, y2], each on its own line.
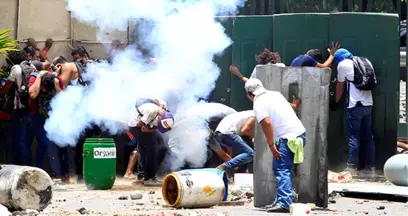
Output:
[0, 51, 34, 166]
[50, 53, 97, 182]
[334, 48, 377, 177]
[50, 54, 90, 89]
[28, 69, 63, 174]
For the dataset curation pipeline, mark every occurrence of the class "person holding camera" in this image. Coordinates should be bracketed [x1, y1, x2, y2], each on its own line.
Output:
[28, 70, 68, 182]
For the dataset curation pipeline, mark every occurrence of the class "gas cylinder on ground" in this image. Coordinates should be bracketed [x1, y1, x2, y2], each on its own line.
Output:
[83, 138, 116, 190]
[384, 154, 408, 186]
[162, 168, 228, 208]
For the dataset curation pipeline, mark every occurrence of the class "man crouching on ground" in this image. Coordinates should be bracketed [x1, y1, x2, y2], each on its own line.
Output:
[244, 79, 306, 213]
[127, 98, 174, 186]
[215, 110, 256, 178]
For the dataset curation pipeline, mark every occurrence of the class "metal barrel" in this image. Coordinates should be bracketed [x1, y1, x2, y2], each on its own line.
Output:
[0, 165, 53, 211]
[162, 168, 228, 208]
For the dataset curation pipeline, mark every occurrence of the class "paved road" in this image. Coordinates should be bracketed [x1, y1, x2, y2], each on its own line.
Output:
[34, 180, 408, 216]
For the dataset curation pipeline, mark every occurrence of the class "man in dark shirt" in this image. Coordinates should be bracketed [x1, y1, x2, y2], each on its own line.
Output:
[290, 42, 340, 68]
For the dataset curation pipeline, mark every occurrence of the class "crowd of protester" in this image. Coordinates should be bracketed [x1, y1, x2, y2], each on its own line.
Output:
[0, 38, 377, 203]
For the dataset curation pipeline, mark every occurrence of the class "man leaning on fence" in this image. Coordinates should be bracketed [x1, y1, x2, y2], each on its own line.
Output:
[334, 48, 377, 177]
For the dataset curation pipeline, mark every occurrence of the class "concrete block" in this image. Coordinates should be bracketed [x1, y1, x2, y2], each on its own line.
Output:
[0, 0, 17, 37]
[72, 18, 128, 42]
[253, 65, 330, 208]
[17, 0, 70, 40]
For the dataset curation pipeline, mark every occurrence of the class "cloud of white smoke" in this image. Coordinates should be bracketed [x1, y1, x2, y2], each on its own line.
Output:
[44, 0, 245, 169]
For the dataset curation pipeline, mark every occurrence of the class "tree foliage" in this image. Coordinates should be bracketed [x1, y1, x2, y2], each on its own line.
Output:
[0, 29, 18, 78]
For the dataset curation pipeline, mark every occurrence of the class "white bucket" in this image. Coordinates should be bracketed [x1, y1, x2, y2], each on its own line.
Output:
[290, 203, 312, 215]
[234, 173, 253, 191]
[162, 168, 228, 208]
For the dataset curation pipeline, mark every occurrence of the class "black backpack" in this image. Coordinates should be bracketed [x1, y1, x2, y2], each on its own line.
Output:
[17, 61, 34, 107]
[73, 59, 94, 87]
[0, 82, 16, 114]
[349, 56, 377, 90]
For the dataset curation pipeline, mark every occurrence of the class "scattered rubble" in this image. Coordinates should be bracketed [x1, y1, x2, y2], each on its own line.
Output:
[377, 206, 385, 210]
[118, 196, 129, 200]
[328, 191, 342, 204]
[130, 192, 143, 200]
[11, 209, 39, 216]
[227, 189, 253, 203]
[328, 170, 352, 183]
[77, 207, 89, 215]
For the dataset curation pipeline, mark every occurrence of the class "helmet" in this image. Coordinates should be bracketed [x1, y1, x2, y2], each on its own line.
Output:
[158, 111, 174, 133]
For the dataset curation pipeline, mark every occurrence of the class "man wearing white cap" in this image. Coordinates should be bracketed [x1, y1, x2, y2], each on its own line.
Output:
[128, 98, 174, 186]
[244, 78, 306, 213]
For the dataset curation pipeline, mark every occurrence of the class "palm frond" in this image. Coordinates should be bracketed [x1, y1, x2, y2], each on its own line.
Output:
[0, 29, 18, 57]
[0, 29, 18, 79]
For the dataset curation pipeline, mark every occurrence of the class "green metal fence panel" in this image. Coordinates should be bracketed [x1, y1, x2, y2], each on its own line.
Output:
[230, 15, 274, 111]
[213, 18, 233, 106]
[329, 12, 400, 169]
[272, 13, 330, 66]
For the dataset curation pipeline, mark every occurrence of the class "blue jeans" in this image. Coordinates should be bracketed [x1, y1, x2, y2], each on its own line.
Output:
[273, 133, 306, 210]
[48, 142, 69, 178]
[12, 109, 30, 166]
[1, 120, 14, 164]
[29, 115, 49, 168]
[347, 106, 375, 169]
[216, 133, 253, 170]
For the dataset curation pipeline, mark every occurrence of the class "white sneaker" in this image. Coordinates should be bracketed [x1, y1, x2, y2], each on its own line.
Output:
[345, 167, 358, 176]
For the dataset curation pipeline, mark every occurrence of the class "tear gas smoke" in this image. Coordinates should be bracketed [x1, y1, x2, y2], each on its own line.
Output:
[163, 102, 237, 172]
[44, 0, 245, 169]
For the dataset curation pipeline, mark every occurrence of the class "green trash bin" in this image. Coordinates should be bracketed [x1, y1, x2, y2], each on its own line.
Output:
[83, 138, 116, 190]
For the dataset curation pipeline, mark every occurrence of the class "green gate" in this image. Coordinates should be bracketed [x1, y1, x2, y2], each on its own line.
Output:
[213, 13, 400, 169]
[230, 16, 274, 111]
[328, 13, 400, 169]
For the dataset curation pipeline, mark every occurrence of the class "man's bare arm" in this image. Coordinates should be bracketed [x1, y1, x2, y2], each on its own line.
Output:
[336, 82, 345, 103]
[59, 64, 72, 89]
[240, 117, 256, 139]
[29, 76, 42, 99]
[260, 117, 280, 158]
[229, 65, 249, 83]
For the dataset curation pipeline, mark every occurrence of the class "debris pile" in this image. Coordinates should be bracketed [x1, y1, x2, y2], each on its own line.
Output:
[228, 190, 254, 203]
[328, 191, 341, 204]
[328, 170, 352, 183]
[10, 209, 39, 216]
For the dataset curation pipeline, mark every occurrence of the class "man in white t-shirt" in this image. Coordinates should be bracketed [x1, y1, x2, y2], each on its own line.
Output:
[127, 98, 174, 186]
[215, 110, 255, 176]
[244, 78, 306, 213]
[334, 48, 375, 176]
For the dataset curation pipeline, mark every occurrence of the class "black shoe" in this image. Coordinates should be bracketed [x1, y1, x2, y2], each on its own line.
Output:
[266, 206, 289, 213]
